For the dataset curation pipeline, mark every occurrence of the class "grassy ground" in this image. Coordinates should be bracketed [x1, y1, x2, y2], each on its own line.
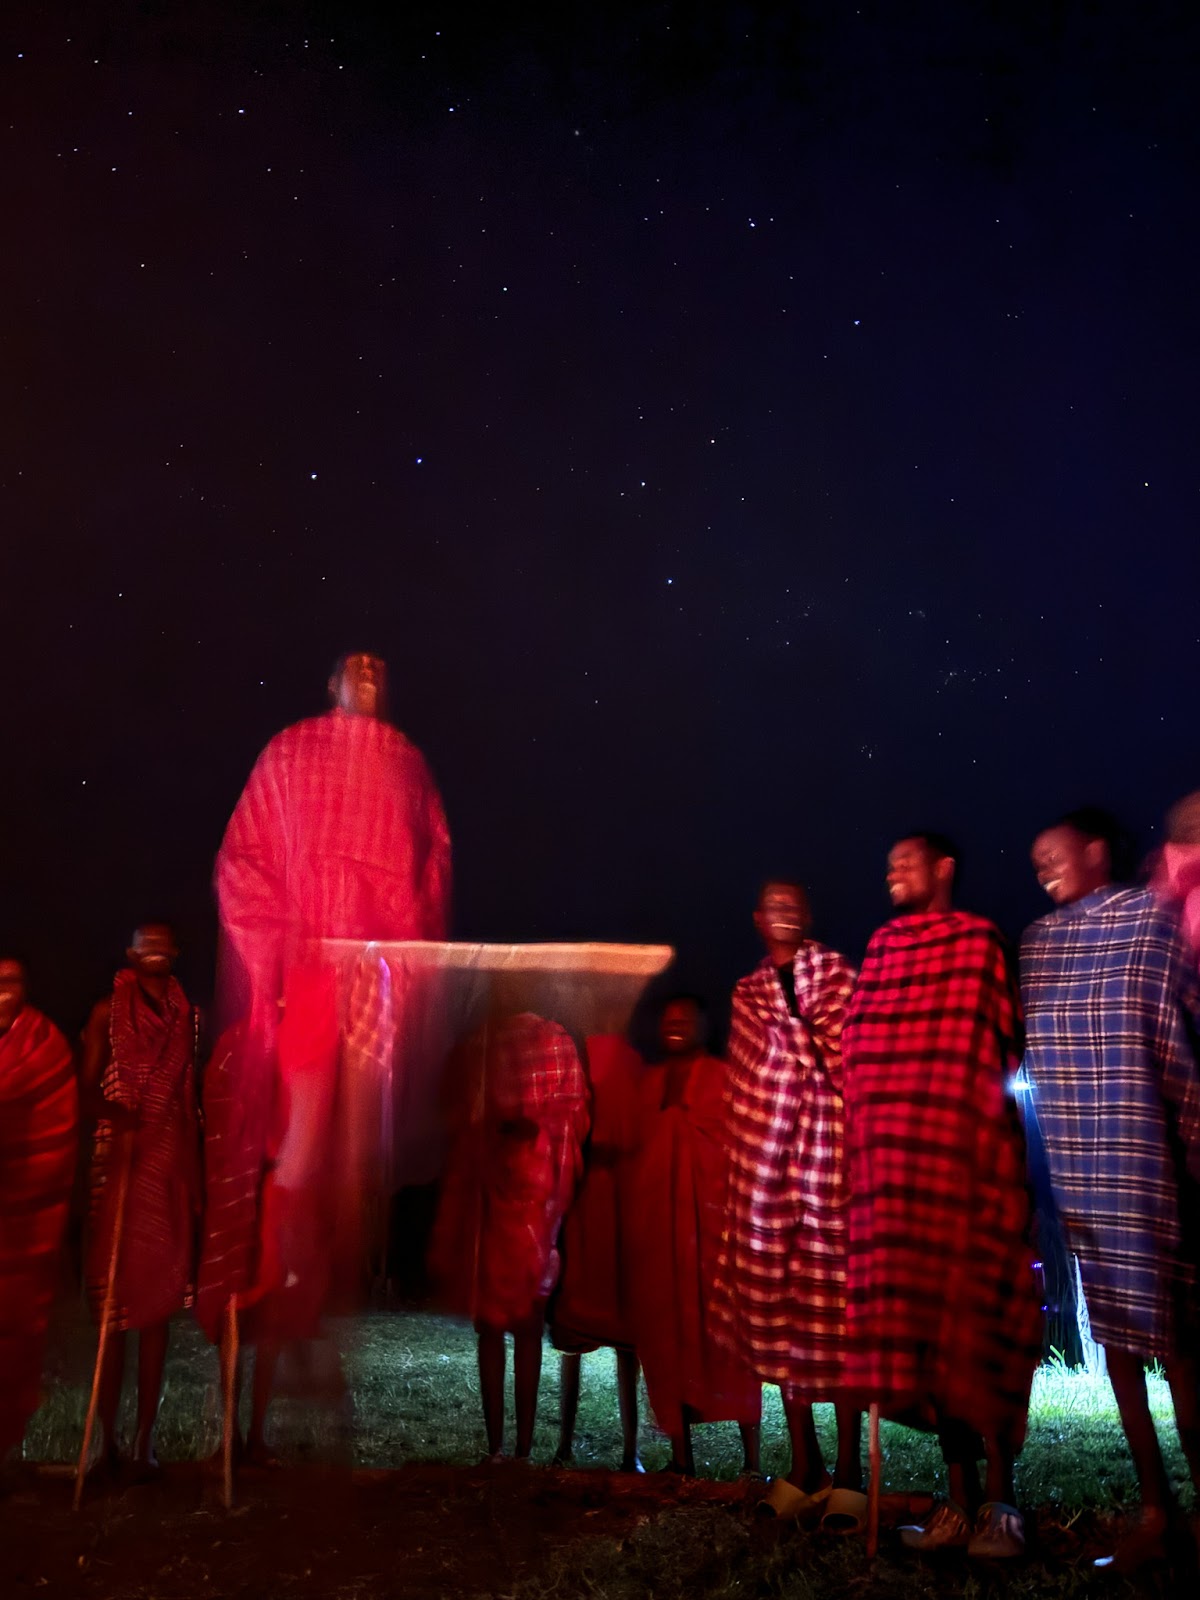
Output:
[8, 1307, 1195, 1600]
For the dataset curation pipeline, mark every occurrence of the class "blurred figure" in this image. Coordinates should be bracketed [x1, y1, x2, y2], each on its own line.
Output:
[549, 1033, 643, 1471]
[629, 996, 761, 1477]
[1022, 807, 1200, 1571]
[1154, 789, 1200, 965]
[429, 1012, 589, 1461]
[843, 836, 1039, 1559]
[0, 960, 77, 1466]
[196, 652, 451, 1456]
[710, 881, 859, 1521]
[81, 924, 199, 1477]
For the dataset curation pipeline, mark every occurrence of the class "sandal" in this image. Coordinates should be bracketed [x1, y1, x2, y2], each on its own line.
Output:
[756, 1474, 833, 1521]
[820, 1487, 869, 1536]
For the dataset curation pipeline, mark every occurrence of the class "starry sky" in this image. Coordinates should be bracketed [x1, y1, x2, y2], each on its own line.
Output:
[3, 0, 1198, 1034]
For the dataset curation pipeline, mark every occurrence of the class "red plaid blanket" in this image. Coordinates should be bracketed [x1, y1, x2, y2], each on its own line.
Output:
[0, 1006, 77, 1453]
[842, 912, 1040, 1440]
[709, 943, 856, 1393]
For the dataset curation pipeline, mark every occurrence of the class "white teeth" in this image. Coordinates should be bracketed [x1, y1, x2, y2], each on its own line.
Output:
[1044, 879, 1061, 893]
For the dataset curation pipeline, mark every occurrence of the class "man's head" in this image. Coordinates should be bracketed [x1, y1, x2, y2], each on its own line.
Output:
[127, 923, 178, 979]
[887, 833, 958, 914]
[329, 652, 387, 719]
[1031, 807, 1123, 907]
[0, 958, 28, 1034]
[753, 880, 811, 958]
[658, 994, 706, 1058]
[1166, 790, 1200, 846]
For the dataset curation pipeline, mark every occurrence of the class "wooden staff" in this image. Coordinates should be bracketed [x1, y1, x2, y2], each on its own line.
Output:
[866, 1402, 882, 1558]
[221, 1296, 239, 1509]
[73, 1140, 132, 1511]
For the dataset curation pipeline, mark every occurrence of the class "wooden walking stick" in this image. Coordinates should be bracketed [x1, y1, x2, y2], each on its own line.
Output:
[866, 1402, 882, 1558]
[221, 1295, 239, 1509]
[73, 1139, 132, 1510]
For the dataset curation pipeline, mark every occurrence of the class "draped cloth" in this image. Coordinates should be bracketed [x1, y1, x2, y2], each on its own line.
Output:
[629, 1051, 762, 1438]
[199, 709, 451, 1341]
[842, 912, 1040, 1444]
[86, 970, 199, 1330]
[549, 1034, 643, 1354]
[0, 1006, 77, 1454]
[429, 1014, 590, 1331]
[1020, 886, 1200, 1356]
[709, 944, 856, 1394]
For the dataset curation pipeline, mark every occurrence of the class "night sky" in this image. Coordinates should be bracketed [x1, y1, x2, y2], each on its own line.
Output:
[3, 0, 1198, 1036]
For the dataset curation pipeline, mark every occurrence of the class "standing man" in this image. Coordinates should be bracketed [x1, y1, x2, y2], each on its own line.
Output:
[429, 1011, 590, 1462]
[1022, 807, 1200, 1570]
[82, 924, 200, 1477]
[196, 652, 451, 1448]
[843, 836, 1040, 1558]
[711, 881, 862, 1523]
[0, 959, 77, 1466]
[629, 995, 761, 1477]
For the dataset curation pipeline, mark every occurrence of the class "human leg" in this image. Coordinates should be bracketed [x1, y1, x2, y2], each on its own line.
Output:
[512, 1310, 545, 1460]
[132, 1321, 169, 1465]
[833, 1404, 863, 1491]
[477, 1325, 507, 1457]
[1166, 1352, 1200, 1498]
[781, 1389, 827, 1492]
[555, 1352, 581, 1463]
[96, 1328, 127, 1463]
[616, 1349, 642, 1471]
[246, 1339, 281, 1464]
[740, 1421, 762, 1474]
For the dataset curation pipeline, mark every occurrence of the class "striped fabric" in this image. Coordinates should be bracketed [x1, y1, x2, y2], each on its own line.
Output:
[86, 970, 200, 1330]
[842, 913, 1040, 1441]
[429, 1014, 590, 1331]
[0, 1005, 77, 1454]
[1020, 886, 1200, 1356]
[215, 711, 452, 1028]
[709, 943, 856, 1394]
[193, 1020, 263, 1342]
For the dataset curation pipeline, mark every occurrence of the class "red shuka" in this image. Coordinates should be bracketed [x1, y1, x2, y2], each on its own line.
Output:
[0, 1006, 77, 1454]
[629, 1051, 762, 1438]
[841, 911, 1041, 1442]
[85, 970, 200, 1330]
[429, 1014, 590, 1332]
[550, 1034, 643, 1354]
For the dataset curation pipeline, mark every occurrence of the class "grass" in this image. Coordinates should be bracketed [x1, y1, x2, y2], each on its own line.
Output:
[15, 1310, 1197, 1600]
[24, 1305, 1189, 1508]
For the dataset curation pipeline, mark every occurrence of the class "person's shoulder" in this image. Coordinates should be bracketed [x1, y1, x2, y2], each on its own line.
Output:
[732, 958, 771, 995]
[950, 909, 1000, 938]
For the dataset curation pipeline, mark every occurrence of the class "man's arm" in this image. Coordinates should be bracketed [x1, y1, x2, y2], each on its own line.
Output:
[215, 740, 289, 1025]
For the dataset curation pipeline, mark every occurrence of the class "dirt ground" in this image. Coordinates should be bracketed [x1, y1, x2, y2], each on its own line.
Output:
[0, 1460, 764, 1600]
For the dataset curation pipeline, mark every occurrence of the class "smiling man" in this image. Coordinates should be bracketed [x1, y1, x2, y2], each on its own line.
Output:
[843, 834, 1040, 1559]
[1021, 807, 1200, 1570]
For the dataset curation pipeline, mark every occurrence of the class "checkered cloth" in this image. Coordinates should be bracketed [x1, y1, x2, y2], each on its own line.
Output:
[842, 912, 1040, 1441]
[1020, 886, 1200, 1356]
[0, 1005, 77, 1454]
[86, 971, 200, 1331]
[709, 943, 856, 1393]
[429, 1013, 590, 1330]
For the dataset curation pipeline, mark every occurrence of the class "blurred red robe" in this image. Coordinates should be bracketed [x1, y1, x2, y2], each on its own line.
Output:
[197, 708, 451, 1340]
[549, 1034, 644, 1354]
[429, 1014, 590, 1331]
[629, 1052, 762, 1438]
[0, 1006, 77, 1454]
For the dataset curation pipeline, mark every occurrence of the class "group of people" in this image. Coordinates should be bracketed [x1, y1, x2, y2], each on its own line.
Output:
[1, 651, 1198, 1578]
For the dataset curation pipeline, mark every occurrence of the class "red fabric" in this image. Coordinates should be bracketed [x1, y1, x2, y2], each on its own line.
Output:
[841, 912, 1041, 1441]
[629, 1052, 761, 1437]
[86, 971, 199, 1330]
[429, 1014, 589, 1331]
[215, 710, 451, 1030]
[550, 1034, 643, 1353]
[0, 1006, 77, 1454]
[709, 945, 856, 1394]
[201, 710, 451, 1340]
